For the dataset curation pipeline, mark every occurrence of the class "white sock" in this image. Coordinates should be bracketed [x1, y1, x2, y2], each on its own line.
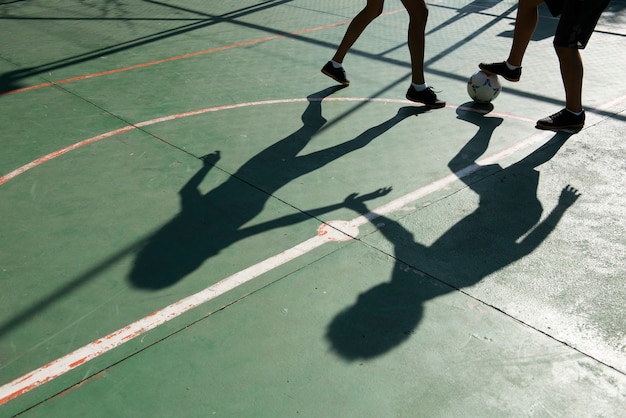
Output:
[411, 82, 428, 92]
[330, 60, 343, 69]
[567, 108, 584, 116]
[505, 61, 520, 70]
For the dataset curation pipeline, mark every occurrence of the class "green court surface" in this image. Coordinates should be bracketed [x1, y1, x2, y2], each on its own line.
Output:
[1, 1, 625, 416]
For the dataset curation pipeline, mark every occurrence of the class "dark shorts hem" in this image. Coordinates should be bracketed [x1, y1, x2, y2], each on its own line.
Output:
[545, 0, 610, 49]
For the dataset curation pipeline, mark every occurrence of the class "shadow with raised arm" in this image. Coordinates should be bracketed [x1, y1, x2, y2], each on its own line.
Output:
[327, 106, 579, 360]
[128, 87, 426, 289]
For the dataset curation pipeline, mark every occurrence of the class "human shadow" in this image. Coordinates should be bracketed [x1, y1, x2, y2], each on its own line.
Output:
[128, 87, 427, 289]
[326, 106, 579, 360]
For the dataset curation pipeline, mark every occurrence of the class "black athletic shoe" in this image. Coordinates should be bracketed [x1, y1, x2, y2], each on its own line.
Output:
[479, 61, 521, 82]
[321, 61, 349, 85]
[536, 108, 585, 132]
[405, 86, 446, 109]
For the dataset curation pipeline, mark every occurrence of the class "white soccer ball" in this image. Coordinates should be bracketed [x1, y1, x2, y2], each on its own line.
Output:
[467, 71, 502, 103]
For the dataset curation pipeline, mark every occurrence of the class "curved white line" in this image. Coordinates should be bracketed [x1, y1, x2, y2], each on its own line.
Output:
[0, 98, 535, 186]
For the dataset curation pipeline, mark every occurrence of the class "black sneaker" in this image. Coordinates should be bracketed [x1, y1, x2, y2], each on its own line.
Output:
[321, 61, 349, 85]
[479, 61, 521, 82]
[536, 108, 585, 132]
[405, 85, 446, 109]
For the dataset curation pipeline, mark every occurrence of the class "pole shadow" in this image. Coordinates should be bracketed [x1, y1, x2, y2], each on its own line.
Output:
[326, 105, 579, 360]
[128, 87, 428, 289]
[0, 0, 295, 94]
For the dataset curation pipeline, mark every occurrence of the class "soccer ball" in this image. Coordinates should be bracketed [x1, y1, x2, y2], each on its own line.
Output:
[467, 71, 502, 103]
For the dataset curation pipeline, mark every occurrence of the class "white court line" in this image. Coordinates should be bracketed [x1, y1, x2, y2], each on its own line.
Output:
[0, 235, 328, 405]
[0, 98, 533, 186]
[2, 93, 625, 405]
[0, 130, 553, 406]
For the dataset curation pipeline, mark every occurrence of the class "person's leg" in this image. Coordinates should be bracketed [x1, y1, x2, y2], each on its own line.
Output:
[332, 0, 385, 63]
[400, 0, 445, 108]
[535, 45, 584, 131]
[479, 0, 544, 81]
[399, 0, 428, 85]
[556, 46, 583, 112]
[536, 0, 609, 131]
[536, 45, 584, 132]
[322, 0, 384, 85]
[551, 0, 609, 113]
[507, 0, 544, 66]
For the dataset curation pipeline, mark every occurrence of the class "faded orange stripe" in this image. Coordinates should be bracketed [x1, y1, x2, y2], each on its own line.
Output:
[2, 13, 409, 96]
[1, 10, 408, 96]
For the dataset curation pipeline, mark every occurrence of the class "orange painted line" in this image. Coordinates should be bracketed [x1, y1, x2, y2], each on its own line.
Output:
[68, 358, 87, 368]
[1, 36, 283, 96]
[2, 82, 55, 94]
[0, 10, 404, 96]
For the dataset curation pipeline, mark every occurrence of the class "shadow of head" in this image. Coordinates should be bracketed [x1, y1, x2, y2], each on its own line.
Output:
[325, 270, 438, 360]
[128, 229, 217, 290]
[128, 251, 197, 290]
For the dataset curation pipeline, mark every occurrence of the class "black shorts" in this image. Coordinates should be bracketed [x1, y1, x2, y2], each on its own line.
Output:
[545, 0, 611, 48]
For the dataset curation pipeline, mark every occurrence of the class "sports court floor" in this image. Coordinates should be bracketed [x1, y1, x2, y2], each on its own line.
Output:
[1, 0, 625, 416]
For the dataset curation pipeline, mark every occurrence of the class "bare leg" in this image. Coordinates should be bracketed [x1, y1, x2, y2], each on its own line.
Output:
[507, 0, 544, 66]
[399, 0, 428, 84]
[332, 0, 385, 63]
[555, 46, 583, 112]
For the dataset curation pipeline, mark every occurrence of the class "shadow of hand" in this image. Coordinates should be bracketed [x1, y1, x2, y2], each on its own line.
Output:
[559, 185, 581, 207]
[344, 187, 393, 212]
[200, 151, 221, 166]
